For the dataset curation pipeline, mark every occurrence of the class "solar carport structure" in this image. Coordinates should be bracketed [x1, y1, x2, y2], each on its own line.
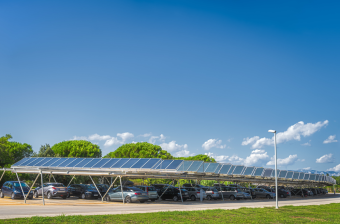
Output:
[1, 157, 336, 205]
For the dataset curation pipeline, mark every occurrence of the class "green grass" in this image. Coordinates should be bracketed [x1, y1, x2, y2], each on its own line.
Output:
[1, 203, 340, 223]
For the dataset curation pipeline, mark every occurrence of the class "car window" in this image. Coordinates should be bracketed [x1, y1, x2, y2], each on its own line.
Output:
[13, 182, 28, 188]
[53, 184, 65, 187]
[148, 186, 156, 191]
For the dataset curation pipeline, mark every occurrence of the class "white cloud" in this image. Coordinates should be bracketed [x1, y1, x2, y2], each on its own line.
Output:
[205, 152, 230, 163]
[301, 140, 311, 146]
[104, 132, 134, 146]
[243, 149, 269, 166]
[159, 134, 166, 141]
[323, 135, 337, 144]
[174, 150, 195, 157]
[316, 153, 335, 163]
[266, 154, 299, 166]
[202, 139, 226, 150]
[117, 132, 134, 143]
[140, 133, 152, 137]
[242, 120, 328, 149]
[104, 137, 120, 146]
[148, 134, 166, 144]
[88, 134, 111, 141]
[71, 136, 88, 140]
[159, 141, 188, 152]
[327, 164, 340, 172]
[302, 167, 311, 170]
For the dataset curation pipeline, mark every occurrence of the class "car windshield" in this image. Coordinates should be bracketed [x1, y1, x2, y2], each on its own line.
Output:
[148, 187, 156, 191]
[84, 185, 96, 190]
[13, 182, 28, 187]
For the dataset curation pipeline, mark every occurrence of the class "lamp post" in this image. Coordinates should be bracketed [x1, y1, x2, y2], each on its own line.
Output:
[268, 129, 278, 209]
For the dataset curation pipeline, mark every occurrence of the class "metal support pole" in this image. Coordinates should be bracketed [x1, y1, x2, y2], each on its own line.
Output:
[49, 174, 51, 182]
[40, 170, 45, 205]
[119, 176, 124, 204]
[51, 174, 57, 183]
[26, 173, 40, 203]
[274, 132, 278, 209]
[67, 175, 76, 187]
[333, 185, 336, 195]
[89, 176, 102, 199]
[15, 171, 26, 203]
[219, 181, 224, 201]
[249, 183, 252, 200]
[158, 180, 173, 200]
[301, 186, 304, 198]
[102, 176, 118, 202]
[0, 170, 6, 183]
[178, 179, 183, 202]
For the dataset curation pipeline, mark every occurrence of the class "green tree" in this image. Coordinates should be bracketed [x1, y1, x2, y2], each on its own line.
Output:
[0, 134, 33, 167]
[175, 154, 216, 162]
[105, 142, 173, 159]
[33, 144, 55, 157]
[52, 140, 102, 158]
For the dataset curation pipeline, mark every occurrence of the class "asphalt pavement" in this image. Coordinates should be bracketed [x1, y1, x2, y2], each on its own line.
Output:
[0, 194, 339, 219]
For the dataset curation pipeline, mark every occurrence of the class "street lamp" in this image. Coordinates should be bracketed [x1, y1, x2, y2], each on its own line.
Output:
[268, 129, 278, 209]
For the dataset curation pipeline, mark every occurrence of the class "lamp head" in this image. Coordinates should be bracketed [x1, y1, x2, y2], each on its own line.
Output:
[268, 130, 276, 133]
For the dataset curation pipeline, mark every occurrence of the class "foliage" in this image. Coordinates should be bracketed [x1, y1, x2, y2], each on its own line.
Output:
[0, 134, 33, 168]
[105, 142, 172, 159]
[175, 154, 216, 162]
[2, 204, 340, 223]
[33, 144, 55, 157]
[52, 140, 102, 158]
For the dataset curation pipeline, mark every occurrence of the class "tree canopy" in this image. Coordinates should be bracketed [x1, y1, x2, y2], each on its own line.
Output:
[33, 144, 55, 157]
[105, 142, 173, 159]
[175, 154, 216, 162]
[52, 140, 102, 158]
[0, 134, 33, 167]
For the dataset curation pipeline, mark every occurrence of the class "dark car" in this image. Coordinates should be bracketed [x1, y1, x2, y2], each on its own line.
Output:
[34, 182, 68, 199]
[67, 184, 100, 199]
[159, 187, 189, 201]
[152, 184, 173, 196]
[241, 187, 256, 199]
[0, 181, 33, 200]
[291, 188, 308, 197]
[89, 184, 112, 197]
[271, 187, 290, 198]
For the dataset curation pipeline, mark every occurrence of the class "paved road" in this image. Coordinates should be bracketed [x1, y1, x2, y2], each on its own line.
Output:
[0, 194, 339, 219]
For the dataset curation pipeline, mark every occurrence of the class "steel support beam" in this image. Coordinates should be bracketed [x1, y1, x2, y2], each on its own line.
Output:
[119, 176, 124, 204]
[67, 175, 76, 187]
[40, 170, 45, 205]
[26, 173, 40, 203]
[89, 175, 102, 199]
[102, 176, 118, 202]
[15, 171, 26, 202]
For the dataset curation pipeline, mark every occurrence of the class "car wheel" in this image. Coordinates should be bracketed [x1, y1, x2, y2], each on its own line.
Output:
[161, 197, 166, 201]
[0, 191, 4, 198]
[139, 200, 145, 203]
[125, 196, 131, 203]
[229, 195, 235, 200]
[81, 193, 86, 199]
[62, 196, 67, 199]
[11, 193, 15, 200]
[190, 195, 196, 201]
[207, 195, 212, 200]
[266, 195, 271, 199]
[47, 192, 52, 199]
[173, 196, 179, 202]
[34, 191, 39, 198]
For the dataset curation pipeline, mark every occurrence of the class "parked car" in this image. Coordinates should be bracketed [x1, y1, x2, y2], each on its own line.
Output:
[0, 181, 33, 200]
[271, 187, 291, 198]
[152, 184, 173, 196]
[34, 182, 68, 199]
[241, 187, 256, 199]
[159, 187, 189, 201]
[88, 184, 113, 197]
[215, 186, 244, 200]
[253, 188, 275, 199]
[202, 187, 220, 200]
[67, 184, 100, 199]
[104, 186, 148, 203]
[258, 186, 275, 193]
[183, 184, 206, 188]
[135, 185, 159, 201]
[291, 188, 308, 197]
[182, 187, 206, 201]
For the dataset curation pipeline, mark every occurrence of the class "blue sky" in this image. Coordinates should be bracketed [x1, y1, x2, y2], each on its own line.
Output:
[1, 0, 339, 173]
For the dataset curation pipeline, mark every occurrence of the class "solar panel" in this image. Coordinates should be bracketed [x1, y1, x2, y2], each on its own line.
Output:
[205, 163, 219, 172]
[214, 164, 222, 174]
[66, 158, 84, 167]
[52, 158, 70, 167]
[227, 166, 235, 175]
[141, 159, 161, 169]
[83, 158, 102, 168]
[111, 158, 130, 168]
[277, 170, 281, 177]
[263, 169, 273, 177]
[197, 163, 204, 172]
[187, 161, 203, 172]
[121, 158, 140, 168]
[131, 158, 150, 169]
[45, 158, 61, 167]
[33, 158, 52, 167]
[243, 167, 255, 175]
[279, 171, 287, 178]
[74, 158, 94, 168]
[293, 172, 299, 179]
[93, 158, 113, 168]
[166, 160, 183, 170]
[12, 157, 30, 166]
[219, 164, 231, 174]
[286, 171, 294, 179]
[232, 166, 245, 175]
[59, 158, 77, 167]
[304, 173, 310, 180]
[310, 174, 316, 181]
[176, 161, 192, 171]
[24, 158, 39, 166]
[254, 168, 264, 176]
[316, 174, 320, 181]
[298, 173, 304, 180]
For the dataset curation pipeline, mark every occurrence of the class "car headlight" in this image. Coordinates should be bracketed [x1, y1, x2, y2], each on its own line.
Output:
[14, 190, 21, 193]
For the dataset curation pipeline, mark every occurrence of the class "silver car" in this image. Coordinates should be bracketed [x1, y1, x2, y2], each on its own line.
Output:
[34, 182, 68, 199]
[253, 188, 275, 199]
[202, 187, 220, 200]
[135, 185, 158, 201]
[104, 186, 149, 203]
[216, 186, 244, 200]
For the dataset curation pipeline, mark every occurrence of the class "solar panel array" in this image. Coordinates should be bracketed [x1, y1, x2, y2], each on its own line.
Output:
[11, 157, 336, 184]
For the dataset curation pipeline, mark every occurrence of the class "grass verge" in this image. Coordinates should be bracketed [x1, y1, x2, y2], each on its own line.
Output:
[1, 203, 339, 223]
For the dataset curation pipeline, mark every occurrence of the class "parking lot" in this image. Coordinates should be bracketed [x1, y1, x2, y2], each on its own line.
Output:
[0, 194, 339, 219]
